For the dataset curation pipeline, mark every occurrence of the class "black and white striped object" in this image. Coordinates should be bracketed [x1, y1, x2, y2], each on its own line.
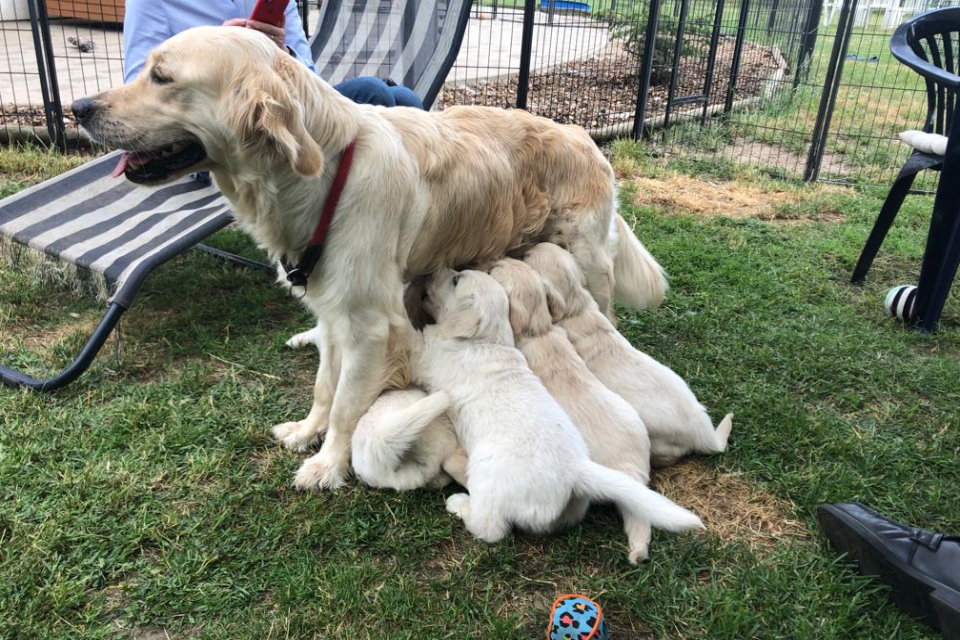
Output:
[0, 152, 233, 309]
[309, 0, 472, 110]
[884, 284, 919, 322]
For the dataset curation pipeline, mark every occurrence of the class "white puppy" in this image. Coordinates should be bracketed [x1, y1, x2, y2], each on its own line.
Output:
[524, 243, 733, 468]
[350, 388, 467, 491]
[489, 258, 660, 563]
[414, 268, 703, 556]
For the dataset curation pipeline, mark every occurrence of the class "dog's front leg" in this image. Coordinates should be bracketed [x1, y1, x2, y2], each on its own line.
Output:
[272, 332, 339, 451]
[293, 317, 391, 490]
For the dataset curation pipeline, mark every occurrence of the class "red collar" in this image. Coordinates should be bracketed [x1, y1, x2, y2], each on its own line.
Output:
[282, 137, 357, 288]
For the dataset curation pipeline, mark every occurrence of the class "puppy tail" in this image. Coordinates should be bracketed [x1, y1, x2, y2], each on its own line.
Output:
[357, 391, 452, 470]
[612, 214, 668, 309]
[575, 460, 703, 533]
[702, 412, 734, 454]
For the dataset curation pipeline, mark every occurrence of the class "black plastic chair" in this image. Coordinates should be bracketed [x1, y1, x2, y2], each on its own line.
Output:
[851, 7, 960, 331]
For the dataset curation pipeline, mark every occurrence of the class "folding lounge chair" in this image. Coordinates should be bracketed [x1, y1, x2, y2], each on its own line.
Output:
[0, 0, 473, 391]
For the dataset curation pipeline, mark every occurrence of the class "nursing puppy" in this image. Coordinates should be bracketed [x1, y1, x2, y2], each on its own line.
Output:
[351, 388, 466, 491]
[489, 258, 660, 563]
[414, 268, 703, 556]
[524, 243, 733, 468]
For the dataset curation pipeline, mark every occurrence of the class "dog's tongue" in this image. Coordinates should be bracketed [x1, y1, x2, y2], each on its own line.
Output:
[111, 152, 130, 178]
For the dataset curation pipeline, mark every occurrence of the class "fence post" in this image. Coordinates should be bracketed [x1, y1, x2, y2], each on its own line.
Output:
[701, 0, 728, 124]
[663, 0, 690, 130]
[27, 0, 66, 151]
[724, 0, 752, 113]
[804, 0, 857, 181]
[631, 0, 662, 139]
[795, 0, 824, 88]
[516, 0, 537, 109]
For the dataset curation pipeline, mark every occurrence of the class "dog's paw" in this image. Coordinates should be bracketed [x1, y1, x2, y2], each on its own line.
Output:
[445, 493, 470, 519]
[293, 453, 349, 491]
[285, 326, 323, 350]
[628, 545, 650, 565]
[272, 421, 323, 452]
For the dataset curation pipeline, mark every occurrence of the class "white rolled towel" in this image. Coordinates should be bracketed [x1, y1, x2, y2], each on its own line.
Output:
[899, 129, 949, 156]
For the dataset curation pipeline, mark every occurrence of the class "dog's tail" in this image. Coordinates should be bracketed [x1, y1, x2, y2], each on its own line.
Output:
[575, 460, 703, 532]
[701, 413, 734, 454]
[612, 214, 668, 309]
[354, 391, 451, 471]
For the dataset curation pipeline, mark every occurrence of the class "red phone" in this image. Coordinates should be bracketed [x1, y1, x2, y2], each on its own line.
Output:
[249, 0, 290, 26]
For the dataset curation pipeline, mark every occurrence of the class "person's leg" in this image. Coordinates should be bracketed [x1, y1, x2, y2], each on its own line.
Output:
[334, 76, 396, 107]
[388, 85, 425, 109]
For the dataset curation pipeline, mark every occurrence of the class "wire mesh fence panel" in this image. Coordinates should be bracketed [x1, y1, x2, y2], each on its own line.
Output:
[649, 0, 960, 189]
[0, 0, 46, 143]
[813, 2, 959, 189]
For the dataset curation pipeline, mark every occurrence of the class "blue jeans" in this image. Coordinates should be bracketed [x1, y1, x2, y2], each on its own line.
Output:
[334, 76, 425, 109]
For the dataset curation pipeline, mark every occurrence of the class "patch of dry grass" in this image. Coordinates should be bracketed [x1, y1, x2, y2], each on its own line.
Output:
[653, 460, 810, 550]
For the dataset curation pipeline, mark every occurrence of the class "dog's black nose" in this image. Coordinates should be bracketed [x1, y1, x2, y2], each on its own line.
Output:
[71, 97, 97, 124]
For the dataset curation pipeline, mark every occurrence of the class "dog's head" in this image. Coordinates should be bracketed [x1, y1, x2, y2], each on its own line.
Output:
[522, 243, 591, 320]
[72, 26, 324, 185]
[425, 268, 514, 345]
[488, 258, 562, 339]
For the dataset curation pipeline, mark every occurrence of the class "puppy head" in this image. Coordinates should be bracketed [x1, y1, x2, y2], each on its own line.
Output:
[73, 26, 322, 184]
[425, 268, 514, 345]
[522, 243, 591, 320]
[488, 258, 562, 338]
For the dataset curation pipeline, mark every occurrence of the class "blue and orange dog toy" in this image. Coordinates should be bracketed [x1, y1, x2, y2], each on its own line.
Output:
[547, 594, 609, 640]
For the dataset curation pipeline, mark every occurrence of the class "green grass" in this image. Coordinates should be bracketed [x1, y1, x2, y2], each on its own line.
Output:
[2, 143, 959, 639]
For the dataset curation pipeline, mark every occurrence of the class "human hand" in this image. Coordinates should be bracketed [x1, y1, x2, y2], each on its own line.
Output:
[222, 17, 286, 50]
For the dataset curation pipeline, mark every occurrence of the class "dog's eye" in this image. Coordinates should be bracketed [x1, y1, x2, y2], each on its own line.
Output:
[151, 68, 173, 85]
[452, 274, 462, 287]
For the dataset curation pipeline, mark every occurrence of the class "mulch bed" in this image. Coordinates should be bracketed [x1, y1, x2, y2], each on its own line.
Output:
[437, 37, 785, 131]
[1, 38, 783, 135]
[1, 104, 77, 129]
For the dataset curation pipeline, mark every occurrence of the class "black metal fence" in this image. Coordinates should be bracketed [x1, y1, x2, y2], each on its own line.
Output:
[0, 0, 955, 186]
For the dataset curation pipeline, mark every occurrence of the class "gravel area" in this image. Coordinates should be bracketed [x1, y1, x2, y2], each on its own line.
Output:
[437, 37, 785, 130]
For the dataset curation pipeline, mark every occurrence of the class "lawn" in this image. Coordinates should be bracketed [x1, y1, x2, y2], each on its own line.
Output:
[1, 140, 959, 639]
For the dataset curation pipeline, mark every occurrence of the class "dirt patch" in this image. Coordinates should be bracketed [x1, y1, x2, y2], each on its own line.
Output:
[437, 39, 783, 132]
[625, 171, 852, 220]
[629, 173, 799, 218]
[724, 139, 851, 177]
[652, 460, 809, 550]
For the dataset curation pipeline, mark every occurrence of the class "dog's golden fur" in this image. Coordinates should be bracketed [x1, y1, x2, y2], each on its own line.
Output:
[77, 26, 667, 489]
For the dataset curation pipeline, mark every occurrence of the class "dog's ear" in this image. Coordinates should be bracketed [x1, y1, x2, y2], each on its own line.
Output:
[230, 59, 324, 176]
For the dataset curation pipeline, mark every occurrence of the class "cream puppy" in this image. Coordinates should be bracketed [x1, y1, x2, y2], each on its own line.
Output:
[524, 243, 733, 468]
[350, 388, 466, 491]
[414, 268, 703, 556]
[489, 258, 661, 563]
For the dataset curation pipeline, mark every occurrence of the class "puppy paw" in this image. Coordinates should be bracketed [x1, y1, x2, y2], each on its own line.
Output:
[272, 421, 323, 452]
[285, 326, 323, 350]
[293, 454, 349, 491]
[628, 545, 650, 565]
[445, 493, 470, 519]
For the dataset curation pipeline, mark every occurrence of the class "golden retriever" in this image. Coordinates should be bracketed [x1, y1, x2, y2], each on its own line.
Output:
[73, 26, 667, 489]
[414, 268, 702, 554]
[524, 243, 733, 467]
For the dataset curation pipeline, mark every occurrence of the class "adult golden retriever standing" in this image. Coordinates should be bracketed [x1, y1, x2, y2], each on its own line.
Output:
[72, 26, 667, 489]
